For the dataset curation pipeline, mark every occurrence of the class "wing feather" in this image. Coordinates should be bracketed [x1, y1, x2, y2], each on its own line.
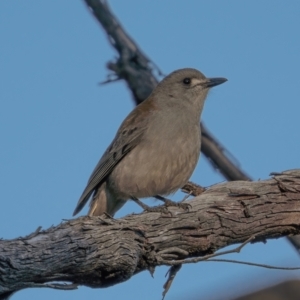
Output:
[73, 97, 157, 216]
[72, 126, 145, 216]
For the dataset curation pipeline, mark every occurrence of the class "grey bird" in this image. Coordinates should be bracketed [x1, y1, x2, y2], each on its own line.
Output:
[73, 68, 227, 217]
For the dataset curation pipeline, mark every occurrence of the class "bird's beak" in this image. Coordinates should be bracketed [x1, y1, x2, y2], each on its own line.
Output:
[205, 77, 228, 88]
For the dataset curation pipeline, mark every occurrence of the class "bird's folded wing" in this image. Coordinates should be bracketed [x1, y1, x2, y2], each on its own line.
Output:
[72, 125, 146, 216]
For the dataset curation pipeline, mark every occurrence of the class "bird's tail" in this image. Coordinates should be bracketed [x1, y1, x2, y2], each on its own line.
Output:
[88, 182, 127, 217]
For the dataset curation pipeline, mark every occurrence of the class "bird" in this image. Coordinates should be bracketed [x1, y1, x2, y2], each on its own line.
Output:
[73, 68, 227, 217]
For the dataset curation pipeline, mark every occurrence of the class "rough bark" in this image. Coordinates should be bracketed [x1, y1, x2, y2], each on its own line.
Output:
[1, 170, 300, 298]
[83, 0, 300, 252]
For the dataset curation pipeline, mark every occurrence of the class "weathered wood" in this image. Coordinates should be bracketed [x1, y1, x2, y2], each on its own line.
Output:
[84, 0, 300, 253]
[1, 170, 300, 297]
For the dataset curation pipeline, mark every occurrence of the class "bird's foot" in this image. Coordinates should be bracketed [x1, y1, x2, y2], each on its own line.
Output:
[155, 195, 191, 212]
[131, 197, 171, 215]
[181, 181, 206, 196]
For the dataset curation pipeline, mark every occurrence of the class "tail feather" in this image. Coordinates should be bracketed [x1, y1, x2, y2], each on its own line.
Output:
[88, 184, 108, 216]
[73, 190, 93, 216]
[88, 182, 127, 217]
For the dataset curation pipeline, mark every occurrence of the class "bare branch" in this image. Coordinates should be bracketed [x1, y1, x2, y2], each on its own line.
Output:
[1, 170, 300, 296]
[200, 123, 251, 181]
[83, 0, 300, 253]
[83, 0, 251, 182]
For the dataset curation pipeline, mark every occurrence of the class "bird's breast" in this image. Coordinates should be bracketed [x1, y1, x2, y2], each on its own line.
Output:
[107, 122, 201, 200]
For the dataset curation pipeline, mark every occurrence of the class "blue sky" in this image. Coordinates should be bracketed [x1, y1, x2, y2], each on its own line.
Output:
[1, 1, 300, 299]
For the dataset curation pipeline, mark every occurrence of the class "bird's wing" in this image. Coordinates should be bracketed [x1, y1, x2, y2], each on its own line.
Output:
[72, 103, 153, 216]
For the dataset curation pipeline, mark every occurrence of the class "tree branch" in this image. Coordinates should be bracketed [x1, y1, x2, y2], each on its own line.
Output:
[84, 0, 300, 253]
[84, 0, 251, 182]
[1, 170, 300, 297]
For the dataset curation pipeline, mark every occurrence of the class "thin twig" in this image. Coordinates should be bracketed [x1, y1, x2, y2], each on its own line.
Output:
[162, 264, 182, 300]
[158, 235, 255, 265]
[206, 259, 300, 270]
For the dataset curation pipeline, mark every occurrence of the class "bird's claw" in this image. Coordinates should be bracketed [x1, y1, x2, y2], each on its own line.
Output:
[163, 199, 191, 212]
[143, 205, 172, 215]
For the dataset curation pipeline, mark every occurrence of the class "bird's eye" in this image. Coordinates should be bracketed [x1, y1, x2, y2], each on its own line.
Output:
[183, 78, 191, 85]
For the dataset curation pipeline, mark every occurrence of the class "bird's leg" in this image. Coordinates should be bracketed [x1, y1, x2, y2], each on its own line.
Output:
[131, 197, 170, 214]
[154, 195, 176, 206]
[154, 195, 191, 211]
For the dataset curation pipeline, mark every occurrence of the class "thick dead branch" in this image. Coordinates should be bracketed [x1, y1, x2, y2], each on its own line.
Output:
[84, 0, 251, 182]
[84, 0, 300, 253]
[1, 170, 300, 297]
[200, 123, 250, 181]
